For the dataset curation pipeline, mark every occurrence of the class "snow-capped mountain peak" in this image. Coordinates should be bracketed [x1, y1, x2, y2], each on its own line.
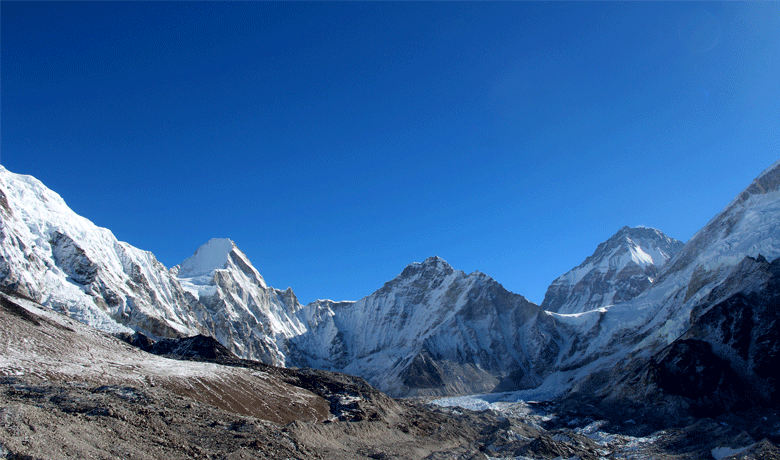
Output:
[174, 238, 267, 289]
[597, 226, 681, 269]
[170, 238, 306, 365]
[620, 227, 677, 268]
[177, 238, 236, 277]
[398, 256, 456, 279]
[291, 254, 550, 397]
[419, 255, 450, 268]
[541, 226, 684, 314]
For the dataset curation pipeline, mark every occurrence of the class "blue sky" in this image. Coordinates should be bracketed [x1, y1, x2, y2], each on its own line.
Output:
[2, 2, 779, 304]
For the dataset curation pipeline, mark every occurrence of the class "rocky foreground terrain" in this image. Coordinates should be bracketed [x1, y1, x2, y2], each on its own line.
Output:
[2, 288, 780, 460]
[5, 372, 780, 460]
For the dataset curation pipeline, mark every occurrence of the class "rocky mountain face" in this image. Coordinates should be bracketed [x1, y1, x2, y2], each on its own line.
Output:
[588, 253, 780, 434]
[0, 167, 207, 338]
[542, 226, 684, 314]
[648, 254, 780, 416]
[293, 256, 559, 397]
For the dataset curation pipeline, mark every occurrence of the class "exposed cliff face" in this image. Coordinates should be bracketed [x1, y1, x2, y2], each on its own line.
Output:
[653, 255, 780, 413]
[542, 227, 684, 315]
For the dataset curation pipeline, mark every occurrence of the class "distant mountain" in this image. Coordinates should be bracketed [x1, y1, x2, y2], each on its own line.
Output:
[542, 226, 684, 314]
[171, 237, 307, 366]
[293, 256, 557, 397]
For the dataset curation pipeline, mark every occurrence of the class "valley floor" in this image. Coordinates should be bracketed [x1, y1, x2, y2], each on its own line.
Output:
[2, 375, 779, 460]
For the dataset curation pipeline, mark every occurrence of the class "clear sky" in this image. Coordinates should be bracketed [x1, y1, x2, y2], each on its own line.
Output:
[2, 2, 779, 305]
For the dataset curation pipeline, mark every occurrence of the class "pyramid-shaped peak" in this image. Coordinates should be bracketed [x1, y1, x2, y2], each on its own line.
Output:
[590, 226, 683, 265]
[417, 255, 455, 274]
[614, 226, 666, 241]
[178, 238, 237, 277]
[422, 255, 449, 266]
[595, 227, 680, 257]
[542, 226, 685, 314]
[396, 256, 455, 280]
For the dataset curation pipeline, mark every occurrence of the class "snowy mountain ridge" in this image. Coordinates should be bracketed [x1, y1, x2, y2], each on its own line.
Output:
[0, 166, 196, 337]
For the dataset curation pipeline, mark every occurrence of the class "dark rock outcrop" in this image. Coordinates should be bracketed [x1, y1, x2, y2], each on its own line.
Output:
[50, 231, 99, 285]
[601, 255, 780, 421]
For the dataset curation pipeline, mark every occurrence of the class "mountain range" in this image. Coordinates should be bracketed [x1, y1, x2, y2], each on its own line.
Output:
[2, 160, 780, 405]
